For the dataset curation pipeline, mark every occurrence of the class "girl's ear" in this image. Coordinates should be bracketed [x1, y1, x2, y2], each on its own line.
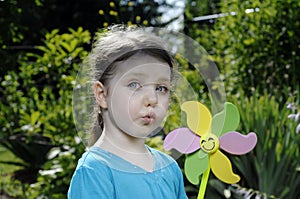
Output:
[94, 81, 107, 109]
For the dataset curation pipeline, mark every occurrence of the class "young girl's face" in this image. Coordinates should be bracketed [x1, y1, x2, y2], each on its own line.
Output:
[104, 54, 171, 138]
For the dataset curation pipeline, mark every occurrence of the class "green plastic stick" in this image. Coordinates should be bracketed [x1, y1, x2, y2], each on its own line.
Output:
[197, 165, 211, 199]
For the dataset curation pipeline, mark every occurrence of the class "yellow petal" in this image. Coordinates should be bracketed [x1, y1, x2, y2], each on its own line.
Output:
[181, 101, 212, 136]
[210, 150, 240, 184]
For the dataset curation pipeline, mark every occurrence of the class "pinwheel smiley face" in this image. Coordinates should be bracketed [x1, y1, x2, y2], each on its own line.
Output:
[164, 101, 257, 185]
[200, 133, 219, 154]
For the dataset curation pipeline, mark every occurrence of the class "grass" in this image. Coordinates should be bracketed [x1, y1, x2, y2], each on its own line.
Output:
[0, 145, 23, 174]
[0, 145, 25, 198]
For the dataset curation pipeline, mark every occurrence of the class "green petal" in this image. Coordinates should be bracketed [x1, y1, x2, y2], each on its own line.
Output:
[211, 102, 240, 137]
[198, 149, 207, 159]
[184, 150, 209, 185]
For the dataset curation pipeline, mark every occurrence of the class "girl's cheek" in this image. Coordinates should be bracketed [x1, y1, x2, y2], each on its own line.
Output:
[160, 96, 170, 108]
[128, 99, 140, 113]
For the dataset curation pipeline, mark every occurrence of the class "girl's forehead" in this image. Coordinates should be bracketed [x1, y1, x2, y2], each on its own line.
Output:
[114, 55, 171, 80]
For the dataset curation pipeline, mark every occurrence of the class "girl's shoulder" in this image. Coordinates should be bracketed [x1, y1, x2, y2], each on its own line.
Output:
[147, 146, 175, 161]
[147, 146, 180, 171]
[76, 145, 180, 174]
[75, 146, 114, 170]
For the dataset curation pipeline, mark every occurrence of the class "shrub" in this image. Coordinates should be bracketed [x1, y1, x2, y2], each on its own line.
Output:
[0, 27, 90, 197]
[228, 91, 300, 198]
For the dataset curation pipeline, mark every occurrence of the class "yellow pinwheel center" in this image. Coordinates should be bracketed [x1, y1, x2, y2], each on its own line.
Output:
[200, 133, 219, 154]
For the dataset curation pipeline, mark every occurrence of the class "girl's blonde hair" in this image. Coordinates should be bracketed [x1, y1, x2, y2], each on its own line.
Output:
[88, 25, 174, 146]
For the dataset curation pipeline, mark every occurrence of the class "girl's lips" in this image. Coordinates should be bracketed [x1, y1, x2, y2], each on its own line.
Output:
[142, 116, 154, 124]
[141, 113, 156, 125]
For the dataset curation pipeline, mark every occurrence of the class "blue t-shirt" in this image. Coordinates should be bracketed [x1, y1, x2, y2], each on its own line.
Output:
[68, 146, 188, 199]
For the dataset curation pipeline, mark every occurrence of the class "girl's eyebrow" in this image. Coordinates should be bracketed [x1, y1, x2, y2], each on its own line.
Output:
[127, 72, 170, 82]
[157, 77, 171, 84]
[128, 72, 147, 78]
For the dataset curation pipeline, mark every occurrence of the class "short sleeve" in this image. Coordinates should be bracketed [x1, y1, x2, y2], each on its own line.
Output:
[68, 165, 114, 199]
[174, 163, 188, 199]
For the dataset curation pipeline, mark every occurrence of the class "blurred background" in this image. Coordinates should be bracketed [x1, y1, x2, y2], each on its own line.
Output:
[0, 0, 299, 198]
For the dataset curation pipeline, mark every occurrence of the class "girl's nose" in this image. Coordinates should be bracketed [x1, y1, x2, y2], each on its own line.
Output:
[143, 87, 158, 107]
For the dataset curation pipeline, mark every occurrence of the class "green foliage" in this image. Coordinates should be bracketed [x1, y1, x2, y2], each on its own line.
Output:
[0, 0, 180, 78]
[0, 27, 90, 197]
[100, 0, 179, 27]
[227, 91, 300, 198]
[0, 1, 185, 196]
[1, 0, 299, 198]
[184, 2, 300, 196]
[185, 0, 300, 104]
[184, 91, 300, 199]
[183, 0, 221, 50]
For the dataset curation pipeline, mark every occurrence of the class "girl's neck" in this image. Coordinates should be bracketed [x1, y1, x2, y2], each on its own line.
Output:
[95, 127, 148, 154]
[94, 128, 154, 172]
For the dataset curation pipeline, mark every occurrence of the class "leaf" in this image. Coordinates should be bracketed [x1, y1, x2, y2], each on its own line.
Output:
[46, 42, 56, 53]
[243, 38, 255, 46]
[60, 41, 72, 52]
[70, 39, 78, 52]
[31, 111, 40, 125]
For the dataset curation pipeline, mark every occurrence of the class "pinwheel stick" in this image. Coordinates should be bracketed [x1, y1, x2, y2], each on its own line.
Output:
[198, 165, 211, 199]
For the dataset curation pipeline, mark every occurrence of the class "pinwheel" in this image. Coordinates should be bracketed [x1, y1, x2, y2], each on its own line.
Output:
[164, 101, 257, 198]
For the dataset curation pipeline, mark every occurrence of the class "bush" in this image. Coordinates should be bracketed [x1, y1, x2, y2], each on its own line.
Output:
[0, 27, 90, 197]
[185, 0, 300, 104]
[228, 91, 300, 198]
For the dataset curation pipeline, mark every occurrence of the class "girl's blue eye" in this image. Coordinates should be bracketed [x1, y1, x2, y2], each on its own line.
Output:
[156, 85, 169, 93]
[128, 82, 141, 89]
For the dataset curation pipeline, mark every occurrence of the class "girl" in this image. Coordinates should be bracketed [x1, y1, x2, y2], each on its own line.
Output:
[68, 25, 188, 199]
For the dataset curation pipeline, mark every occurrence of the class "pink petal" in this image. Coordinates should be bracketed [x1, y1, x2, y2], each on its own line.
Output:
[163, 128, 200, 154]
[219, 131, 257, 155]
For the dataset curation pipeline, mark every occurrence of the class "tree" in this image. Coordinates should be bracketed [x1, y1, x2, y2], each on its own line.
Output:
[0, 0, 180, 79]
[186, 0, 300, 103]
[0, 28, 89, 197]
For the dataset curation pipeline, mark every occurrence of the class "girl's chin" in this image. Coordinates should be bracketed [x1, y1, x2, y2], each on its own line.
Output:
[123, 129, 157, 139]
[117, 122, 162, 138]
